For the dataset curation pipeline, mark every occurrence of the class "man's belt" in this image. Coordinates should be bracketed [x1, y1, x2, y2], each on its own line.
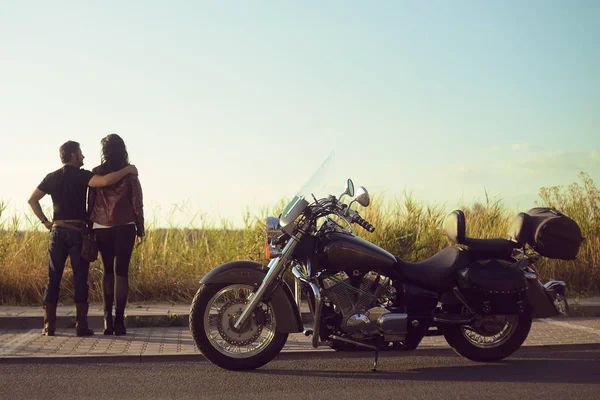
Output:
[52, 220, 87, 232]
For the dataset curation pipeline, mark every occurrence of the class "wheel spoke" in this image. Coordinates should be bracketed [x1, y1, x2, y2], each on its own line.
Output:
[461, 315, 518, 349]
[202, 284, 277, 359]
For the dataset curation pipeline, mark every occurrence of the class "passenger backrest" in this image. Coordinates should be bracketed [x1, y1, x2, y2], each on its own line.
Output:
[443, 210, 466, 245]
[508, 212, 530, 246]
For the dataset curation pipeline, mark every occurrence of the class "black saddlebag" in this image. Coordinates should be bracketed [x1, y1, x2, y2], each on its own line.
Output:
[458, 259, 528, 315]
[509, 208, 583, 260]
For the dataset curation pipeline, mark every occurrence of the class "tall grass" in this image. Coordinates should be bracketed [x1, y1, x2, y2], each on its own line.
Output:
[535, 172, 600, 296]
[0, 173, 598, 305]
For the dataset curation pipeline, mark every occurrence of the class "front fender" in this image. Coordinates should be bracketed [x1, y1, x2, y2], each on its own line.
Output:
[200, 261, 303, 333]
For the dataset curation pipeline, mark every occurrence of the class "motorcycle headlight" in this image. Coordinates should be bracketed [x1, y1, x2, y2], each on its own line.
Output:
[265, 216, 282, 259]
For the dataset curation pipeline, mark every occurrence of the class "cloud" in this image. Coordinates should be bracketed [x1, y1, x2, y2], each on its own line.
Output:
[362, 147, 600, 213]
[441, 149, 600, 200]
[510, 150, 598, 174]
[511, 143, 541, 152]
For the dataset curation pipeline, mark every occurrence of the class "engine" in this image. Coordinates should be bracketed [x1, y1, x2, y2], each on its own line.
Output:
[321, 271, 398, 338]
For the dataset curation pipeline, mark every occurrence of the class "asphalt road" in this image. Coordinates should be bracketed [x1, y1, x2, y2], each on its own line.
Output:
[2, 347, 599, 400]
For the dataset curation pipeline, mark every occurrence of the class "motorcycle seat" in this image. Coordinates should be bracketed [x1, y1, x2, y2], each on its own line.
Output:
[395, 246, 470, 292]
[444, 209, 519, 259]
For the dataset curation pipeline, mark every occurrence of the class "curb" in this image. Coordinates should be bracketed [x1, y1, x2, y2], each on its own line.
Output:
[1, 343, 599, 365]
[0, 312, 314, 330]
[569, 303, 600, 318]
[1, 299, 598, 330]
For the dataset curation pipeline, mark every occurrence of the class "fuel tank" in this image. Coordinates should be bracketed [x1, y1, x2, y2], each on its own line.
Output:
[317, 232, 396, 272]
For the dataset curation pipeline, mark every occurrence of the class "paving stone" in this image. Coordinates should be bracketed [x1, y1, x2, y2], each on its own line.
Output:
[1, 320, 599, 360]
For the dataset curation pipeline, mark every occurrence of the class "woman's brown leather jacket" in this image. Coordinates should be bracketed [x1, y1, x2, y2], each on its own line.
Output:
[88, 165, 144, 237]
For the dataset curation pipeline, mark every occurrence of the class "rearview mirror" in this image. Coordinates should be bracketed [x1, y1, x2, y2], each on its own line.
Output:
[354, 186, 370, 207]
[339, 178, 355, 200]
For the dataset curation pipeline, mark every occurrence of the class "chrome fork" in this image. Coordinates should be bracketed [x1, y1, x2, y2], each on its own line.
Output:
[233, 233, 302, 330]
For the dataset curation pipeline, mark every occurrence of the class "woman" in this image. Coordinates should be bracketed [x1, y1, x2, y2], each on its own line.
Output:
[88, 134, 144, 335]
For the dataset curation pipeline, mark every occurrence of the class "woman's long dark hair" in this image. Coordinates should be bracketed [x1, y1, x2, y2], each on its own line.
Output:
[100, 134, 129, 173]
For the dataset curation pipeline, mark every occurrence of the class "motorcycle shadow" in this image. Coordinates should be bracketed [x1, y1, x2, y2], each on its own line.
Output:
[253, 346, 600, 385]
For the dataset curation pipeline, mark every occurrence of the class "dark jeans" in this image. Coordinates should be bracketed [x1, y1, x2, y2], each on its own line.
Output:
[44, 227, 90, 304]
[94, 224, 136, 278]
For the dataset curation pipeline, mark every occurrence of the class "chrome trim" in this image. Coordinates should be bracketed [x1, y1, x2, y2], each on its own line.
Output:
[309, 281, 323, 348]
[329, 335, 377, 350]
[292, 265, 324, 348]
[524, 272, 537, 280]
[291, 264, 310, 284]
[266, 216, 280, 232]
[377, 313, 408, 335]
[544, 280, 567, 291]
[266, 216, 281, 246]
[354, 186, 371, 207]
[294, 273, 302, 309]
[305, 259, 313, 277]
[203, 284, 277, 359]
[366, 306, 390, 324]
[266, 216, 283, 259]
[544, 280, 569, 317]
[266, 246, 282, 259]
[233, 233, 301, 330]
[346, 314, 371, 331]
[338, 215, 353, 231]
[433, 315, 473, 324]
[461, 315, 519, 349]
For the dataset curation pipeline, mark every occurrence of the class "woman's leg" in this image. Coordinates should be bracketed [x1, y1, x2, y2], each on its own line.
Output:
[95, 228, 117, 335]
[113, 224, 136, 335]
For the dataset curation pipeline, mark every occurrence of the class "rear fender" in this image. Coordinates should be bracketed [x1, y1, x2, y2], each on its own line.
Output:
[200, 261, 303, 333]
[527, 279, 561, 318]
[544, 280, 567, 297]
[544, 280, 569, 316]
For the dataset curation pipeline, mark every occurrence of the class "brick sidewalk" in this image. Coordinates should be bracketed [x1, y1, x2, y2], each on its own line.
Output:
[1, 298, 599, 330]
[1, 318, 599, 363]
[0, 303, 313, 329]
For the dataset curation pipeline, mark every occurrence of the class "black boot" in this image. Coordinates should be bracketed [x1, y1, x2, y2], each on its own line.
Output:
[103, 274, 115, 335]
[104, 309, 114, 335]
[114, 276, 129, 336]
[75, 303, 94, 337]
[42, 303, 57, 336]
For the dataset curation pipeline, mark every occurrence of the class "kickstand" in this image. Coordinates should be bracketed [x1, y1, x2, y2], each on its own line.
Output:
[372, 346, 380, 372]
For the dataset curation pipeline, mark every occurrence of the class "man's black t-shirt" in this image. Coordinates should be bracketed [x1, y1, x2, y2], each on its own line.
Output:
[38, 166, 94, 221]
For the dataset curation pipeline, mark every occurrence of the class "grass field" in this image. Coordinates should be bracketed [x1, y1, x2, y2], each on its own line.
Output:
[0, 173, 598, 305]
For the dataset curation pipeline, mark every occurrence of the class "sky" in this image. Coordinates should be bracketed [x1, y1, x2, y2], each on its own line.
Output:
[1, 1, 599, 228]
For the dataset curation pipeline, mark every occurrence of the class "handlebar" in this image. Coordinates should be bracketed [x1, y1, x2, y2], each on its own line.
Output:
[346, 208, 375, 233]
[313, 198, 376, 233]
[353, 214, 375, 233]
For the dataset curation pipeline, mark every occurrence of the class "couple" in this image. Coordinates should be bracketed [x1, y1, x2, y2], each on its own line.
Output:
[28, 135, 144, 337]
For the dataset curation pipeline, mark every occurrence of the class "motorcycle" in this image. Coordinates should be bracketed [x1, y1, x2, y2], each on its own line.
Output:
[190, 152, 572, 371]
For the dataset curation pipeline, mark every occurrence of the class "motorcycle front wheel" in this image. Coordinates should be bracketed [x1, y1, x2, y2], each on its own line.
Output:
[443, 312, 532, 362]
[189, 283, 288, 370]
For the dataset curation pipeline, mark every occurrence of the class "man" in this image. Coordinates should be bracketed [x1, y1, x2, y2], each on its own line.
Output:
[28, 140, 138, 336]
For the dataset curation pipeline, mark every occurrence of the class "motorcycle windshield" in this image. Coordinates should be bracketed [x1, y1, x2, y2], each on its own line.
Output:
[280, 151, 335, 231]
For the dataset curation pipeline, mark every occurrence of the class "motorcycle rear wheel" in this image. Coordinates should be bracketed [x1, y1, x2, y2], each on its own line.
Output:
[443, 312, 532, 362]
[190, 283, 288, 370]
